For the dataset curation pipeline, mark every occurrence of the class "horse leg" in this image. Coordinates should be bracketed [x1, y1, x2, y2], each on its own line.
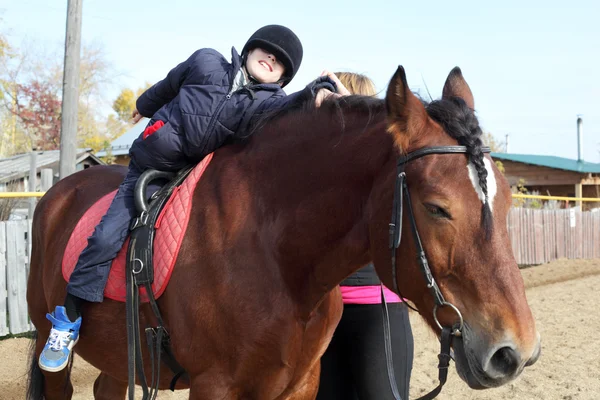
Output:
[279, 364, 321, 400]
[93, 372, 127, 400]
[33, 334, 74, 400]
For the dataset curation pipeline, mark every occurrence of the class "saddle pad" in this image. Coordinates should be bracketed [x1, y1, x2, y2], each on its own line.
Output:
[62, 154, 213, 302]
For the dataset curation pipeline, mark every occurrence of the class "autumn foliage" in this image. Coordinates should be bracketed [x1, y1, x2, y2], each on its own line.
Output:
[14, 80, 62, 150]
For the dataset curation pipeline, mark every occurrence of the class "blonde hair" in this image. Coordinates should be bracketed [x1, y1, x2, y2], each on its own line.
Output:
[333, 72, 377, 96]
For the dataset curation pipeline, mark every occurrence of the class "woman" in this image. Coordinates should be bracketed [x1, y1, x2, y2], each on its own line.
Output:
[316, 72, 414, 400]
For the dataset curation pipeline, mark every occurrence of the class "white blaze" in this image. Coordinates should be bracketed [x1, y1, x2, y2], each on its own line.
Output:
[467, 158, 497, 211]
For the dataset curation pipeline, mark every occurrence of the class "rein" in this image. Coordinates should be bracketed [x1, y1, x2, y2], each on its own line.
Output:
[383, 145, 491, 400]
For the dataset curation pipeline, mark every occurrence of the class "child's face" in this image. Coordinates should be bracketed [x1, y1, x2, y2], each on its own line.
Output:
[245, 48, 286, 84]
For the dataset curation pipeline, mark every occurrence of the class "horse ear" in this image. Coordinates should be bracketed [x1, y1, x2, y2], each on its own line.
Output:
[386, 66, 428, 151]
[442, 67, 475, 110]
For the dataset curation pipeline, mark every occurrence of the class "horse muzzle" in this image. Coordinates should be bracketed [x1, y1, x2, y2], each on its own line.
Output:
[452, 325, 542, 389]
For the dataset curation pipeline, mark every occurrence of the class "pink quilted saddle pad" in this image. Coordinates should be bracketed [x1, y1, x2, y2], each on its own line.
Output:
[62, 154, 213, 302]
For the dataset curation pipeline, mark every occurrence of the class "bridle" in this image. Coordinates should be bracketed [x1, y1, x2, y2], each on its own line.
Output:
[382, 145, 491, 400]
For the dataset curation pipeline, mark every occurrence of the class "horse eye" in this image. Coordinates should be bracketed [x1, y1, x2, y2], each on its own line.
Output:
[424, 203, 451, 219]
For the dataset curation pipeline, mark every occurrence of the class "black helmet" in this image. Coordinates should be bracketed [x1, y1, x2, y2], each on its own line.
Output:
[242, 25, 303, 87]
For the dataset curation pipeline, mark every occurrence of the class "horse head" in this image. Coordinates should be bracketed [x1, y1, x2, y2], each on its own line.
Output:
[373, 66, 541, 389]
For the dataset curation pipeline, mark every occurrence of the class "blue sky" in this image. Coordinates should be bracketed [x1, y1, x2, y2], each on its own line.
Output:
[1, 0, 599, 161]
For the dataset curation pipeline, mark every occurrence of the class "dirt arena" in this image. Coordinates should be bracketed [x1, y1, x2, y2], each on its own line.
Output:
[2, 258, 599, 399]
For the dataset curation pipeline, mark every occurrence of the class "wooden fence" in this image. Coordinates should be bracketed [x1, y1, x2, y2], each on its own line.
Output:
[508, 208, 600, 265]
[0, 208, 598, 335]
[0, 220, 34, 335]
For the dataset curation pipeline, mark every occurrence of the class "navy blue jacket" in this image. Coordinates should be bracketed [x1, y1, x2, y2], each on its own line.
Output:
[130, 47, 325, 171]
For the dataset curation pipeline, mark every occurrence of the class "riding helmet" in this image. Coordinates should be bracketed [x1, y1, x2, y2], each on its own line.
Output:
[242, 25, 303, 87]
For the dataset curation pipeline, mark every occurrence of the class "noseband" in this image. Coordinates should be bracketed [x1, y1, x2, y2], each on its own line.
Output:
[384, 145, 491, 400]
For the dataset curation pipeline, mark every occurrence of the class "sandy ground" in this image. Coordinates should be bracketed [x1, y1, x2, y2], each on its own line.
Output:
[2, 258, 600, 399]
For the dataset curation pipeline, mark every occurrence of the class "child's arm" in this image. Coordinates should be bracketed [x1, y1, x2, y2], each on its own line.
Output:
[256, 76, 339, 113]
[135, 50, 202, 118]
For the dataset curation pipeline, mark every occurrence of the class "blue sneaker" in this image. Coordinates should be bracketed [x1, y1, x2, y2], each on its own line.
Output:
[38, 306, 81, 372]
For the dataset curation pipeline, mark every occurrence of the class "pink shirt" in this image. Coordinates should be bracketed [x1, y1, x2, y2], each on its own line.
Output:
[340, 285, 402, 304]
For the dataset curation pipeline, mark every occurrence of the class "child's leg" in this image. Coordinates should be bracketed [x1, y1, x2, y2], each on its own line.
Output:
[66, 163, 144, 306]
[39, 162, 144, 372]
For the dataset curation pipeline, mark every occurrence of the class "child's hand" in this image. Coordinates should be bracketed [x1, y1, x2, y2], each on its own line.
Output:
[132, 108, 142, 123]
[320, 70, 351, 96]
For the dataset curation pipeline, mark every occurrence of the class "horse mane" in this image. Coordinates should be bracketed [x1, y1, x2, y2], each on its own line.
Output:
[425, 97, 493, 240]
[246, 93, 493, 240]
[246, 95, 386, 138]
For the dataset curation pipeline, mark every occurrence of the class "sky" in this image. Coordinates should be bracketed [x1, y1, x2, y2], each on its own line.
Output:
[1, 0, 599, 161]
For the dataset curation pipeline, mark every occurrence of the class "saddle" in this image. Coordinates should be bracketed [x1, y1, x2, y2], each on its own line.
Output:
[62, 154, 214, 302]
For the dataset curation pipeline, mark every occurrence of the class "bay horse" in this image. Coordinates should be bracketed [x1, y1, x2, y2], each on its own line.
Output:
[26, 66, 540, 399]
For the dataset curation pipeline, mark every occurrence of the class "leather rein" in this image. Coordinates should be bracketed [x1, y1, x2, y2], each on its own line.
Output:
[382, 145, 491, 400]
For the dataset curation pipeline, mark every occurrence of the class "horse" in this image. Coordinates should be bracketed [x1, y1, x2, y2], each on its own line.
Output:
[26, 65, 540, 399]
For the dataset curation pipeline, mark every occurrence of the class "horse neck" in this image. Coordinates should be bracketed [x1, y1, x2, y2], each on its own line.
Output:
[244, 111, 395, 313]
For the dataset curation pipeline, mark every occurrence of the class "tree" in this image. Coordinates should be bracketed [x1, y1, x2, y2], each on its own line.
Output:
[481, 131, 506, 173]
[112, 84, 151, 122]
[71, 44, 120, 150]
[112, 88, 135, 121]
[0, 37, 34, 155]
[13, 80, 62, 150]
[0, 37, 123, 156]
[0, 30, 8, 102]
[482, 131, 505, 152]
[107, 83, 152, 146]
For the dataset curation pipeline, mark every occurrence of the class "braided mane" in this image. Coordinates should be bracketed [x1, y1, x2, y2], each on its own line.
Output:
[426, 97, 493, 240]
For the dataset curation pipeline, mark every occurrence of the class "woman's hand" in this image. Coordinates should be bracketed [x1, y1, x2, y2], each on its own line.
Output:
[315, 89, 342, 107]
[314, 70, 351, 107]
[132, 108, 143, 123]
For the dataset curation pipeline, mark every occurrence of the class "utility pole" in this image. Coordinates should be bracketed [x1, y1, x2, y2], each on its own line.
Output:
[28, 149, 38, 220]
[59, 0, 83, 179]
[505, 134, 510, 153]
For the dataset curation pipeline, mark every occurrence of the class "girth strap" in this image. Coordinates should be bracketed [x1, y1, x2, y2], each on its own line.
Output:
[126, 165, 194, 400]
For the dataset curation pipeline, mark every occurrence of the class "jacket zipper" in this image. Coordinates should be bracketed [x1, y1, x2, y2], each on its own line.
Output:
[205, 68, 238, 137]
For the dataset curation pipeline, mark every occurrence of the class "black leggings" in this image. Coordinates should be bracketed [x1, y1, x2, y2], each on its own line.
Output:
[316, 302, 414, 400]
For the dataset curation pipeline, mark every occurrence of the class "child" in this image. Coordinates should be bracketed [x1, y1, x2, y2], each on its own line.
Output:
[39, 24, 346, 372]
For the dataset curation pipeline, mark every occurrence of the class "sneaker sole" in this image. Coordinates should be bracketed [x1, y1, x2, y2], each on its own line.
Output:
[38, 336, 79, 373]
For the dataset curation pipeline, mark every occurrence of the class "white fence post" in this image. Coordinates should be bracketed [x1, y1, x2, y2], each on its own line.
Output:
[41, 168, 54, 192]
[5, 220, 30, 334]
[0, 222, 8, 336]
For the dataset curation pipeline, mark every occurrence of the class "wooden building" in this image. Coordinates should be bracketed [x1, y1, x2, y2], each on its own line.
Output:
[0, 149, 104, 190]
[0, 149, 105, 219]
[491, 152, 600, 209]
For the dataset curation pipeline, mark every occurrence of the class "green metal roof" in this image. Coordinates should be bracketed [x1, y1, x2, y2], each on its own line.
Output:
[490, 152, 600, 173]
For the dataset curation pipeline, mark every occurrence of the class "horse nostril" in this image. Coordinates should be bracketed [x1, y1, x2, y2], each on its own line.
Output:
[487, 346, 520, 377]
